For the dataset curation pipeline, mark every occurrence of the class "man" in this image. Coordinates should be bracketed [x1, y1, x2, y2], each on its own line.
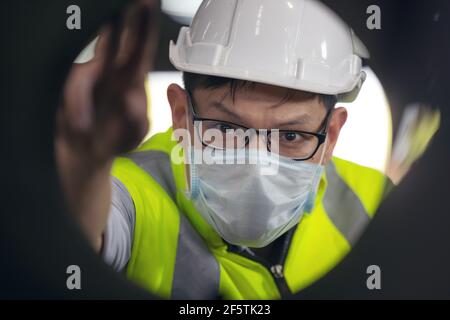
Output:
[57, 0, 388, 299]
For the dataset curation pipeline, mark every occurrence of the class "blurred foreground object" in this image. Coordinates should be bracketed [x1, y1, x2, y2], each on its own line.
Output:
[387, 105, 441, 185]
[0, 0, 159, 298]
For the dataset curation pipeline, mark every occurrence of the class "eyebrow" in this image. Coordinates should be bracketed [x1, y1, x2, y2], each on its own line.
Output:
[208, 101, 243, 122]
[275, 114, 313, 128]
[207, 100, 314, 129]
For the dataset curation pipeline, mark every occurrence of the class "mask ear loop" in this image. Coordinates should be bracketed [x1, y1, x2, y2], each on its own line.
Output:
[304, 134, 329, 213]
[318, 136, 328, 167]
[183, 91, 198, 199]
[184, 147, 201, 200]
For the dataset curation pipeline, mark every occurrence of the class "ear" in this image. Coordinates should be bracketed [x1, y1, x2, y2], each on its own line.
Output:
[324, 106, 347, 162]
[167, 83, 188, 131]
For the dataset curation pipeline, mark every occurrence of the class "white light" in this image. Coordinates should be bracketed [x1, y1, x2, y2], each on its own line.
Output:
[162, 0, 203, 25]
[74, 37, 98, 64]
[146, 69, 392, 173]
[333, 68, 392, 173]
[146, 72, 183, 140]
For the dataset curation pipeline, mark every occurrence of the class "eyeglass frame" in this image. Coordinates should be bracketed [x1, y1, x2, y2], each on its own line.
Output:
[186, 91, 333, 161]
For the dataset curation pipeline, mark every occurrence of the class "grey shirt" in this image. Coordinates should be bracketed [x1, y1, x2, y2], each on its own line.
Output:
[101, 177, 135, 272]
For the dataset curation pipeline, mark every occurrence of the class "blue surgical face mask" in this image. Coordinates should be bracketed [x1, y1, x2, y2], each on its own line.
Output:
[185, 145, 326, 248]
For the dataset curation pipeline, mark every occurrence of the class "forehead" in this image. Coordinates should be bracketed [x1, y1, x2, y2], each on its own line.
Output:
[194, 82, 324, 113]
[199, 81, 318, 103]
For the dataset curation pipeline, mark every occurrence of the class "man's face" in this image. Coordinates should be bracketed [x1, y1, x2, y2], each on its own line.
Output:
[168, 82, 348, 165]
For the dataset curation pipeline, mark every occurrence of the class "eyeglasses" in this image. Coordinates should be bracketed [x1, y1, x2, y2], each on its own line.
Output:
[187, 92, 332, 161]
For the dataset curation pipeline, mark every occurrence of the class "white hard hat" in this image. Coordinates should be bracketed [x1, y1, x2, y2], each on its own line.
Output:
[169, 0, 369, 102]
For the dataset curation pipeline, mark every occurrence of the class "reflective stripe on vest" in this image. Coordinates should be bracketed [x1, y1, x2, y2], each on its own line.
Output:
[323, 162, 371, 245]
[125, 150, 372, 298]
[126, 151, 220, 299]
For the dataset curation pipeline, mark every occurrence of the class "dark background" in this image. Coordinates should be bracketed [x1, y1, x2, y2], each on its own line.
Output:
[0, 0, 449, 299]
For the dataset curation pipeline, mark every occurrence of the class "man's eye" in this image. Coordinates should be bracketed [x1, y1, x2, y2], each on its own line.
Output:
[281, 132, 302, 142]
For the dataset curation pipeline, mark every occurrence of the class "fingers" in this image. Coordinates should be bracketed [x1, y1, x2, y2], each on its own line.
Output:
[116, 0, 159, 86]
[61, 62, 98, 133]
[56, 0, 159, 173]
[95, 14, 124, 77]
[123, 2, 157, 80]
[93, 0, 159, 87]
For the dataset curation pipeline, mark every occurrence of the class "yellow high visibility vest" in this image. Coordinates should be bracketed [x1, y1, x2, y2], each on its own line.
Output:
[111, 128, 388, 299]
